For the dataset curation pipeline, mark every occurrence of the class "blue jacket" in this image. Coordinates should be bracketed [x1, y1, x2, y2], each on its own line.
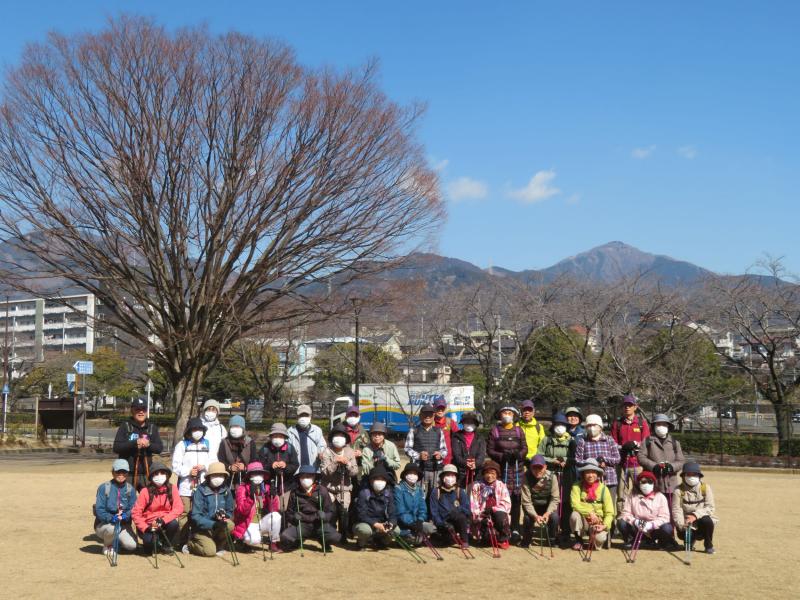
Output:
[394, 482, 428, 527]
[191, 483, 234, 531]
[356, 487, 396, 526]
[428, 486, 471, 527]
[95, 480, 137, 524]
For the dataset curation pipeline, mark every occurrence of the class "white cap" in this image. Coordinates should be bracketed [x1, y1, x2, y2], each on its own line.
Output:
[585, 414, 603, 427]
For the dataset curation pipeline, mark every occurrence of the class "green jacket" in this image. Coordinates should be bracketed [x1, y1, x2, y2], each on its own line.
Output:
[570, 482, 615, 530]
[537, 433, 573, 468]
[360, 440, 401, 479]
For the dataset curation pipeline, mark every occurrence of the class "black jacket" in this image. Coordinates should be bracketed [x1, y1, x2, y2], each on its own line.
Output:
[258, 442, 300, 491]
[113, 419, 164, 478]
[218, 436, 257, 486]
[451, 430, 487, 479]
[286, 484, 335, 527]
[356, 487, 396, 526]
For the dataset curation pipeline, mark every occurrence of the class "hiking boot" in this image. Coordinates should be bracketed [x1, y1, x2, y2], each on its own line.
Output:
[498, 540, 510, 550]
[510, 530, 521, 545]
[622, 541, 633, 551]
[269, 542, 283, 554]
[704, 546, 716, 555]
[215, 549, 226, 557]
[103, 545, 113, 556]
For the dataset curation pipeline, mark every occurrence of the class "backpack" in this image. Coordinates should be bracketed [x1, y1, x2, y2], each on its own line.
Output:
[183, 438, 210, 451]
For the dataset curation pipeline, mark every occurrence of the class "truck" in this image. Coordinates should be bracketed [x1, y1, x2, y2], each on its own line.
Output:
[329, 384, 475, 435]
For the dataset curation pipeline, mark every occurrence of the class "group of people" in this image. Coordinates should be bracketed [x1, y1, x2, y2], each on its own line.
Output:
[96, 394, 717, 562]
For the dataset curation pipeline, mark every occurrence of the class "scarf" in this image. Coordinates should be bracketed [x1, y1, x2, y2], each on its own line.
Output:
[463, 431, 475, 449]
[583, 480, 600, 502]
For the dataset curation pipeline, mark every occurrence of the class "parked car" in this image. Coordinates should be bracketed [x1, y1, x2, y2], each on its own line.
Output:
[717, 407, 736, 419]
[792, 411, 800, 423]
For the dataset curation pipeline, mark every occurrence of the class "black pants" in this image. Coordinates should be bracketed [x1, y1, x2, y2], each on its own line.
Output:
[510, 493, 522, 534]
[683, 515, 714, 549]
[280, 522, 341, 549]
[438, 511, 470, 544]
[475, 510, 511, 543]
[332, 500, 350, 539]
[617, 519, 674, 545]
[140, 519, 179, 551]
[523, 507, 559, 543]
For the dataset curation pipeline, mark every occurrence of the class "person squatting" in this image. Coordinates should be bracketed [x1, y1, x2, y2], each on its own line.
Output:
[94, 396, 718, 564]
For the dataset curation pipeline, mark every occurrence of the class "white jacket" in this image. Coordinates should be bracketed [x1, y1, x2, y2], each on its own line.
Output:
[201, 418, 227, 459]
[172, 438, 217, 497]
[288, 424, 327, 473]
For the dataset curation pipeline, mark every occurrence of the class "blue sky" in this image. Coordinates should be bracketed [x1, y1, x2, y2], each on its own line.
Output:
[1, 1, 797, 275]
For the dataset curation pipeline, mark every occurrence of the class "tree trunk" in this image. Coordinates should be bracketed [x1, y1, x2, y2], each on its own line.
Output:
[172, 378, 198, 440]
[774, 402, 793, 456]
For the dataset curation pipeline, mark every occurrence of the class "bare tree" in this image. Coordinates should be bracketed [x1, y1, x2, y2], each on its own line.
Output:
[0, 18, 444, 433]
[701, 260, 800, 453]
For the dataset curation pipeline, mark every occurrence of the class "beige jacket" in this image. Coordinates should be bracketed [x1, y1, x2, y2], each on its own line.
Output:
[671, 481, 717, 529]
[319, 446, 359, 493]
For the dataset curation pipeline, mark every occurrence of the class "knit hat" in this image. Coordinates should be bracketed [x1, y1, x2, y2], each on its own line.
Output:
[481, 460, 501, 475]
[652, 413, 674, 430]
[269, 423, 288, 437]
[206, 462, 228, 478]
[202, 399, 221, 412]
[564, 406, 582, 418]
[578, 458, 603, 475]
[551, 412, 569, 427]
[494, 405, 520, 419]
[682, 462, 704, 478]
[246, 461, 268, 475]
[459, 411, 480, 425]
[148, 461, 172, 480]
[637, 470, 656, 484]
[112, 458, 130, 473]
[184, 417, 207, 438]
[370, 422, 388, 434]
[328, 423, 349, 443]
[585, 414, 603, 427]
[229, 415, 246, 429]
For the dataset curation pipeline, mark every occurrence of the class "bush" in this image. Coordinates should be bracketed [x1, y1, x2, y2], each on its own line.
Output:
[6, 413, 35, 424]
[673, 432, 774, 456]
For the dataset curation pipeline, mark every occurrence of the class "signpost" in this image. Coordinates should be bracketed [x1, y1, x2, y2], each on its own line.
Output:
[2, 383, 8, 437]
[71, 361, 93, 448]
[145, 378, 154, 418]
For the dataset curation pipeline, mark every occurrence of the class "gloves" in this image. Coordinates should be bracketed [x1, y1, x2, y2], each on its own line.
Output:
[663, 463, 675, 475]
[596, 456, 605, 465]
[653, 464, 665, 477]
[214, 509, 227, 521]
[643, 521, 655, 532]
[111, 514, 120, 524]
[634, 519, 644, 529]
[503, 451, 517, 463]
[621, 441, 638, 453]
[410, 521, 424, 535]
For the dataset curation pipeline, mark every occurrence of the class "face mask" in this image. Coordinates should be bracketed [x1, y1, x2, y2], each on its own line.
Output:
[639, 482, 654, 495]
[271, 437, 285, 448]
[443, 475, 457, 487]
[299, 477, 314, 490]
[209, 476, 226, 488]
[250, 475, 264, 485]
[191, 430, 204, 441]
[229, 426, 244, 439]
[500, 415, 513, 425]
[587, 425, 601, 439]
[463, 424, 476, 433]
[152, 474, 167, 486]
[297, 416, 311, 428]
[204, 410, 217, 422]
[331, 436, 346, 449]
[405, 474, 419, 485]
[372, 480, 387, 492]
[345, 416, 360, 426]
[655, 425, 669, 438]
[684, 476, 700, 487]
[553, 425, 567, 436]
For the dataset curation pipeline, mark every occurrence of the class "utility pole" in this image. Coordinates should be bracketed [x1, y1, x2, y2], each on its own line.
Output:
[2, 296, 8, 437]
[352, 298, 361, 404]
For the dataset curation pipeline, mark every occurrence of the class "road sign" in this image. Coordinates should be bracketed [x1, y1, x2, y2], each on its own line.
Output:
[66, 373, 76, 383]
[73, 361, 94, 375]
[145, 379, 154, 393]
[2, 384, 8, 395]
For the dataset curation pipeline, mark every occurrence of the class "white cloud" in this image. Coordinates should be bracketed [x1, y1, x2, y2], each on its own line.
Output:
[447, 176, 488, 201]
[509, 170, 560, 204]
[631, 145, 656, 159]
[677, 145, 697, 159]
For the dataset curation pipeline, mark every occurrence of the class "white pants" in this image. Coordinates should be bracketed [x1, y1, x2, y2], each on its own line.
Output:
[95, 523, 137, 552]
[243, 513, 282, 546]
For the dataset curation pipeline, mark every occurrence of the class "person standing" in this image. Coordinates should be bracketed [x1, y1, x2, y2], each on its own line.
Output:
[217, 415, 257, 489]
[361, 423, 401, 484]
[486, 405, 527, 544]
[574, 414, 621, 503]
[320, 424, 359, 539]
[450, 412, 486, 487]
[288, 404, 327, 472]
[637, 414, 685, 496]
[200, 399, 227, 459]
[517, 399, 546, 462]
[610, 394, 650, 508]
[404, 403, 447, 494]
[564, 406, 585, 439]
[433, 398, 459, 465]
[112, 397, 164, 490]
[171, 417, 215, 548]
[257, 423, 300, 494]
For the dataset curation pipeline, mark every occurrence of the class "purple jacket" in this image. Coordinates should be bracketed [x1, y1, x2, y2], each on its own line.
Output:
[574, 435, 621, 486]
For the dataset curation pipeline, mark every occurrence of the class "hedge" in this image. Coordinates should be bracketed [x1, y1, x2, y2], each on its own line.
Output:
[673, 432, 774, 456]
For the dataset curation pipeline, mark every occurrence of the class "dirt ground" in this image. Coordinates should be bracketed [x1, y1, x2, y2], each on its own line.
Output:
[1, 459, 798, 600]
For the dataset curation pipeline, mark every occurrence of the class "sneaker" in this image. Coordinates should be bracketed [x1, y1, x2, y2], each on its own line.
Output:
[269, 542, 284, 554]
[103, 545, 113, 556]
[510, 530, 521, 545]
[322, 545, 334, 553]
[181, 544, 190, 555]
[215, 549, 226, 557]
[622, 542, 633, 551]
[705, 547, 715, 555]
[498, 540, 510, 550]
[519, 541, 530, 549]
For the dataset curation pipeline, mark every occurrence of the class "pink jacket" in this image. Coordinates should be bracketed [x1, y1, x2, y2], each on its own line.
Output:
[232, 483, 280, 539]
[470, 479, 512, 518]
[620, 492, 670, 528]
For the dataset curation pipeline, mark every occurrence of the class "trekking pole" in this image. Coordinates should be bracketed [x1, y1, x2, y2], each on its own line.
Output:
[153, 529, 159, 569]
[449, 527, 475, 559]
[420, 532, 444, 561]
[223, 520, 240, 566]
[543, 520, 554, 558]
[393, 531, 426, 564]
[255, 500, 268, 562]
[486, 517, 501, 558]
[684, 526, 693, 566]
[538, 521, 545, 557]
[109, 520, 120, 567]
[318, 492, 327, 557]
[296, 496, 304, 558]
[582, 527, 596, 562]
[628, 523, 645, 564]
[159, 528, 184, 568]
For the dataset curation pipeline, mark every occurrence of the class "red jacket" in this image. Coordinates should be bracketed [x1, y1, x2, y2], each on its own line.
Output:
[434, 416, 459, 465]
[232, 483, 280, 539]
[611, 416, 651, 467]
[131, 484, 183, 532]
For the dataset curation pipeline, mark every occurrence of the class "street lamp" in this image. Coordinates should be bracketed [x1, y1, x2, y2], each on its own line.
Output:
[351, 298, 362, 404]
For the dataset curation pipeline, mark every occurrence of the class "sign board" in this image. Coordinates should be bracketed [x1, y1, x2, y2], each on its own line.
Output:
[145, 379, 155, 393]
[66, 373, 76, 383]
[73, 361, 94, 375]
[2, 384, 8, 395]
[245, 398, 264, 424]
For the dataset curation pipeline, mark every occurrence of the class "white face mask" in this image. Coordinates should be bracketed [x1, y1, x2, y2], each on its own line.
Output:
[271, 437, 285, 448]
[553, 425, 567, 436]
[297, 416, 311, 428]
[152, 474, 167, 486]
[191, 430, 204, 441]
[209, 476, 226, 488]
[463, 424, 476, 433]
[684, 476, 700, 487]
[331, 436, 347, 449]
[443, 475, 457, 487]
[587, 425, 601, 439]
[639, 482, 654, 495]
[404, 474, 419, 485]
[229, 426, 244, 439]
[345, 416, 360, 426]
[250, 475, 264, 485]
[299, 476, 314, 490]
[372, 480, 387, 492]
[654, 425, 669, 438]
[500, 415, 514, 425]
[204, 410, 217, 422]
